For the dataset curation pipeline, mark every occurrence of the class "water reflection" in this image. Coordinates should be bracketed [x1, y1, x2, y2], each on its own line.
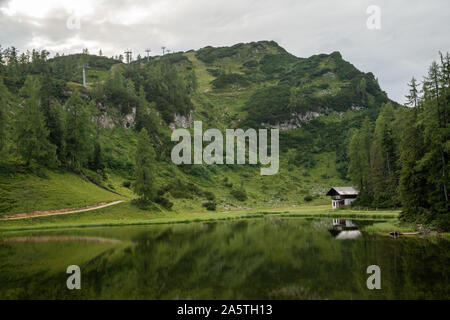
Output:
[0, 218, 449, 299]
[328, 219, 362, 240]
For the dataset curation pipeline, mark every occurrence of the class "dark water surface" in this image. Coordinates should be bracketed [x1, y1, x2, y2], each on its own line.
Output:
[0, 217, 449, 299]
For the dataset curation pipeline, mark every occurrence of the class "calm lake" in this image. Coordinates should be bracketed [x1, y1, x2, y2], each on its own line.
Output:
[0, 217, 449, 299]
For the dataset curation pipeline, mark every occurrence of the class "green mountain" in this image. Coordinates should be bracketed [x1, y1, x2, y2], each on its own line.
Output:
[0, 41, 398, 215]
[192, 41, 391, 128]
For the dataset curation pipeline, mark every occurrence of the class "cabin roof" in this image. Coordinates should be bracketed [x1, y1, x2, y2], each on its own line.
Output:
[326, 187, 359, 196]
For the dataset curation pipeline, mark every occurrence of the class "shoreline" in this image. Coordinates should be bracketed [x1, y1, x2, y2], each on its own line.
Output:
[0, 203, 409, 234]
[1, 202, 447, 239]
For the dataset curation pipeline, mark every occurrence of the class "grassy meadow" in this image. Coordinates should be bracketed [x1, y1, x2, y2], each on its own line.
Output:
[0, 199, 402, 233]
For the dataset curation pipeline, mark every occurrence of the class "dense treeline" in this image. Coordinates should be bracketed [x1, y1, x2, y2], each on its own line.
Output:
[348, 53, 449, 230]
[195, 41, 286, 64]
[48, 53, 120, 83]
[0, 46, 194, 180]
[0, 74, 102, 172]
[242, 51, 391, 126]
[124, 56, 196, 123]
[0, 48, 102, 172]
[0, 46, 201, 208]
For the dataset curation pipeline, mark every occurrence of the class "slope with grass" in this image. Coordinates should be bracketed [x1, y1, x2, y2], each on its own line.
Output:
[0, 170, 127, 216]
[0, 41, 397, 221]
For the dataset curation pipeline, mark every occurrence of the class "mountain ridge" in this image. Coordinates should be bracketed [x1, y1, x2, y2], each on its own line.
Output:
[0, 40, 399, 215]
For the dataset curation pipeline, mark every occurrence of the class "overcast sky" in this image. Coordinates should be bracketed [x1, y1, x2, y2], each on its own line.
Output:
[0, 0, 449, 103]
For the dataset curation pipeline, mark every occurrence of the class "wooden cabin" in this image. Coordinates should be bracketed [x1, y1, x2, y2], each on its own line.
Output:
[326, 187, 358, 209]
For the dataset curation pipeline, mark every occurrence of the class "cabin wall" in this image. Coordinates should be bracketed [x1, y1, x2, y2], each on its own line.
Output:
[332, 200, 345, 209]
[344, 198, 356, 206]
[331, 197, 356, 209]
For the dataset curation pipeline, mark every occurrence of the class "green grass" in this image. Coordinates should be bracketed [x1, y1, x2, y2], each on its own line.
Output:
[0, 202, 400, 232]
[362, 220, 416, 234]
[0, 170, 125, 216]
[184, 52, 214, 92]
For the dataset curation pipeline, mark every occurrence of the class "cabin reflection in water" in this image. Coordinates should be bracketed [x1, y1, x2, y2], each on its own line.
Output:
[328, 219, 362, 240]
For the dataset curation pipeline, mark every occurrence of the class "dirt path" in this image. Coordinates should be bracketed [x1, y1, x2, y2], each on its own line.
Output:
[0, 200, 125, 221]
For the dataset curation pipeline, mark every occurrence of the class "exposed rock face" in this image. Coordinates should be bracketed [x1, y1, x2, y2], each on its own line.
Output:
[122, 107, 136, 129]
[96, 102, 115, 129]
[262, 110, 326, 131]
[98, 113, 115, 129]
[350, 105, 365, 111]
[169, 110, 193, 130]
[96, 102, 136, 129]
[261, 105, 366, 131]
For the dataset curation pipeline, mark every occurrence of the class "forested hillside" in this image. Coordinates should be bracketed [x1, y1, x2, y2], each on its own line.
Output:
[0, 42, 447, 230]
[347, 53, 449, 230]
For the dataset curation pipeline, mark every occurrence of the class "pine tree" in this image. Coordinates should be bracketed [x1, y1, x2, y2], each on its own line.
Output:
[370, 103, 399, 206]
[399, 52, 450, 228]
[135, 86, 147, 132]
[40, 73, 65, 162]
[64, 91, 94, 170]
[135, 86, 158, 136]
[0, 45, 5, 73]
[348, 131, 364, 189]
[15, 76, 56, 166]
[89, 140, 105, 173]
[132, 128, 156, 201]
[398, 108, 426, 219]
[4, 47, 21, 91]
[405, 77, 419, 107]
[0, 79, 8, 154]
[359, 117, 373, 194]
[439, 52, 450, 89]
[347, 117, 373, 205]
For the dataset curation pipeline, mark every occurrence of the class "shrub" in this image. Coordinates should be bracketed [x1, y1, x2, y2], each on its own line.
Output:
[243, 60, 258, 68]
[206, 68, 222, 77]
[122, 181, 131, 188]
[231, 188, 247, 201]
[165, 181, 201, 199]
[0, 194, 17, 213]
[155, 196, 174, 209]
[317, 83, 330, 89]
[304, 195, 313, 202]
[202, 191, 216, 201]
[243, 84, 291, 124]
[170, 189, 193, 199]
[434, 214, 450, 232]
[211, 73, 249, 89]
[188, 166, 211, 180]
[132, 198, 160, 211]
[202, 201, 216, 211]
[195, 45, 241, 63]
[259, 53, 296, 75]
[223, 177, 233, 188]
